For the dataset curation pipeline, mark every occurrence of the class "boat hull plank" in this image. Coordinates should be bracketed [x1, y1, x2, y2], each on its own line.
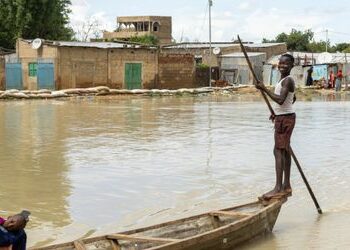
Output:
[30, 198, 285, 250]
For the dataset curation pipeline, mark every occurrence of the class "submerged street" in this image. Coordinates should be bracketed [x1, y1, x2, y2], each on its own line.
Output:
[1, 95, 350, 248]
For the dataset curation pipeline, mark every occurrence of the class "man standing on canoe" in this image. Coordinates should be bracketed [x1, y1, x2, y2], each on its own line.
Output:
[255, 54, 296, 199]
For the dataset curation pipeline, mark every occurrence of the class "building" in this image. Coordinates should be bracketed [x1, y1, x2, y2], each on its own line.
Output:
[162, 42, 286, 66]
[103, 16, 172, 45]
[162, 42, 286, 85]
[0, 48, 16, 90]
[220, 52, 266, 85]
[0, 56, 4, 90]
[264, 52, 350, 86]
[2, 38, 197, 91]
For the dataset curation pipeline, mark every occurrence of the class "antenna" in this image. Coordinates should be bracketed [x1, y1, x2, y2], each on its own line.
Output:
[32, 38, 42, 49]
[213, 47, 221, 55]
[209, 0, 213, 87]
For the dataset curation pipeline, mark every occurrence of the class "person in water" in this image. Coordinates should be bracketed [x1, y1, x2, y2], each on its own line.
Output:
[255, 54, 296, 199]
[0, 211, 30, 250]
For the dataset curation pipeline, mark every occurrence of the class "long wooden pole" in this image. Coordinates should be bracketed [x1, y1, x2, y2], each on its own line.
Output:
[237, 35, 322, 214]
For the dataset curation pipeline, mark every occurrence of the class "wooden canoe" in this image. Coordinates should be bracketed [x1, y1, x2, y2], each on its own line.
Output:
[30, 197, 286, 250]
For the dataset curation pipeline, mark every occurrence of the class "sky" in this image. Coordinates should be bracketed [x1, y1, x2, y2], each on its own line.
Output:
[70, 0, 350, 44]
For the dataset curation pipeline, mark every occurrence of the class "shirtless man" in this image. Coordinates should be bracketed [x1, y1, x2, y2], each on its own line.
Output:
[255, 54, 296, 199]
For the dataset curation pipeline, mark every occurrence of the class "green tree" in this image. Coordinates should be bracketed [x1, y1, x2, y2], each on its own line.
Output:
[128, 35, 159, 45]
[342, 47, 350, 53]
[262, 29, 314, 51]
[0, 0, 74, 49]
[332, 43, 350, 52]
[308, 40, 329, 53]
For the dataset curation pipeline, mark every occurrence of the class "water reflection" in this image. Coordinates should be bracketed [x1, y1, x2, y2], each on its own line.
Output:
[0, 102, 71, 228]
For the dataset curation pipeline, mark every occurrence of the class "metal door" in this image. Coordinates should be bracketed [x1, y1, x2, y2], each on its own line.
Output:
[5, 63, 22, 90]
[125, 63, 142, 89]
[238, 69, 249, 85]
[37, 63, 55, 90]
[271, 68, 281, 86]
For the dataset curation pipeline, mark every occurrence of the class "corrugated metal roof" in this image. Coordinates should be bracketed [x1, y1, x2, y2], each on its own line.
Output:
[221, 52, 266, 58]
[267, 52, 350, 64]
[22, 39, 157, 49]
[292, 51, 350, 64]
[162, 42, 285, 49]
[162, 42, 239, 49]
[53, 41, 127, 48]
[245, 43, 285, 48]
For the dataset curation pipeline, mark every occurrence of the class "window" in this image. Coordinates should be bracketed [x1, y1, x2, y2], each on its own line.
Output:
[153, 22, 160, 32]
[28, 63, 37, 76]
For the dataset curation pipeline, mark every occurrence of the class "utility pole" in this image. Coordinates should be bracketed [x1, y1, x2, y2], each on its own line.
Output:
[325, 29, 328, 52]
[209, 0, 213, 87]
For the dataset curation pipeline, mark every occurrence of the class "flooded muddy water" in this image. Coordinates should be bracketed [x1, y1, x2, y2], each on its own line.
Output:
[1, 95, 350, 249]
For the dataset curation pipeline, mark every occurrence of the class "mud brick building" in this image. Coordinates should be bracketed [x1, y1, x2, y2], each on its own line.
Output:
[3, 39, 196, 90]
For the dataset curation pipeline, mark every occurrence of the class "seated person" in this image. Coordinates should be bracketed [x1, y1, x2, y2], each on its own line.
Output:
[0, 211, 30, 250]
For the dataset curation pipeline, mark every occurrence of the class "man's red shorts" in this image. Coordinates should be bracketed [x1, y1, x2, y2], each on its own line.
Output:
[274, 113, 296, 149]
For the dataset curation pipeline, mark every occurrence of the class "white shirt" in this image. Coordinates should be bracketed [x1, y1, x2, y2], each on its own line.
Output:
[274, 76, 295, 115]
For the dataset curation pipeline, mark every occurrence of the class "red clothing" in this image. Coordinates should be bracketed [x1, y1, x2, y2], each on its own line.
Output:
[0, 217, 5, 225]
[337, 71, 343, 79]
[329, 72, 335, 88]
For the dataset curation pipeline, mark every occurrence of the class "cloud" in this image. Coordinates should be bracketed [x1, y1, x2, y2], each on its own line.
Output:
[238, 2, 250, 10]
[70, 0, 115, 40]
[68, 0, 346, 44]
[238, 8, 329, 42]
[223, 11, 232, 17]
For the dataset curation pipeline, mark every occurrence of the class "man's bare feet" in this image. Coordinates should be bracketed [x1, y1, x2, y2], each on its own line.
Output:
[282, 184, 292, 196]
[262, 188, 285, 199]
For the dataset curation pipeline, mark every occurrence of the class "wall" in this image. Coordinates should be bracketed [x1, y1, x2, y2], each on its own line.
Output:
[104, 16, 172, 45]
[158, 53, 195, 89]
[109, 48, 158, 89]
[246, 44, 287, 60]
[0, 57, 4, 90]
[195, 67, 220, 87]
[58, 47, 108, 89]
[58, 47, 158, 90]
[161, 45, 242, 67]
[17, 39, 58, 90]
[17, 40, 198, 90]
[154, 16, 172, 44]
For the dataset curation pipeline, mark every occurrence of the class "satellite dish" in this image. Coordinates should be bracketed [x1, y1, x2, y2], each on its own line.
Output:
[213, 47, 221, 55]
[32, 38, 42, 49]
[318, 52, 332, 64]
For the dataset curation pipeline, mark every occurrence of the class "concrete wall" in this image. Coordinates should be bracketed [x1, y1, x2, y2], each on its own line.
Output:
[0, 57, 5, 90]
[104, 16, 172, 45]
[158, 53, 195, 89]
[17, 40, 58, 90]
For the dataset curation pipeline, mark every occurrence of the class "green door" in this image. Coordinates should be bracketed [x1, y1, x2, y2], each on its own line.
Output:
[125, 63, 142, 89]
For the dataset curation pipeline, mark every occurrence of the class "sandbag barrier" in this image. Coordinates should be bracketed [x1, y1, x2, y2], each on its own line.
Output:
[0, 86, 248, 100]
